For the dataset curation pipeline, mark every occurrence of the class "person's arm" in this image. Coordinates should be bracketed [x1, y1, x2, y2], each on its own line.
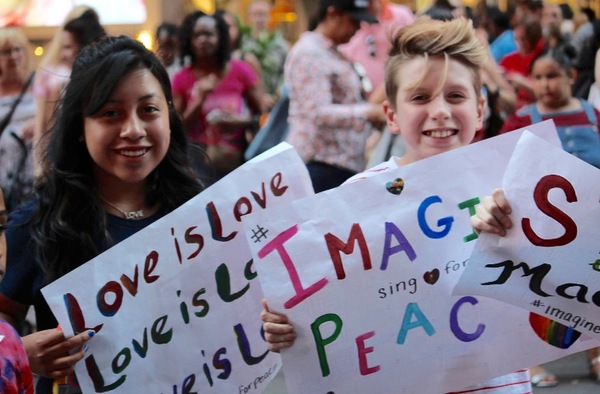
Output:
[177, 75, 219, 130]
[212, 66, 266, 132]
[471, 188, 513, 236]
[481, 57, 517, 115]
[286, 46, 375, 130]
[260, 299, 296, 352]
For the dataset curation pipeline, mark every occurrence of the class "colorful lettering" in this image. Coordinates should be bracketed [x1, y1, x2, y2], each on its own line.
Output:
[258, 225, 328, 309]
[381, 222, 417, 270]
[325, 223, 372, 279]
[522, 174, 578, 247]
[311, 313, 343, 377]
[356, 331, 380, 376]
[450, 296, 485, 342]
[418, 196, 453, 239]
[396, 302, 435, 344]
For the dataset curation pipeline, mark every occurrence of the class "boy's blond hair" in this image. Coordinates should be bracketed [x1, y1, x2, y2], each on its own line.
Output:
[385, 16, 487, 105]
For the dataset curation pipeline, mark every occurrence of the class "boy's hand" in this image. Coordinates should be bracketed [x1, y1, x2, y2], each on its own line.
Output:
[471, 188, 513, 236]
[260, 299, 296, 353]
[23, 328, 95, 378]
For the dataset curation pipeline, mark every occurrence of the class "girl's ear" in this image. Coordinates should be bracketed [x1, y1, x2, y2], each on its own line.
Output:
[383, 100, 401, 135]
[568, 67, 578, 85]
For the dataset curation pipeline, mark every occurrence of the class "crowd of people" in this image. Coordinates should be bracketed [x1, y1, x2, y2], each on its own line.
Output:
[0, 0, 599, 393]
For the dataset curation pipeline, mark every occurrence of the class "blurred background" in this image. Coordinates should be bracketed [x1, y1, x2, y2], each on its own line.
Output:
[1, 0, 598, 68]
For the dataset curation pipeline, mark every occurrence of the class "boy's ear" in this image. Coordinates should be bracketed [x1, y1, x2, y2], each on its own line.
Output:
[383, 100, 401, 135]
[476, 95, 485, 131]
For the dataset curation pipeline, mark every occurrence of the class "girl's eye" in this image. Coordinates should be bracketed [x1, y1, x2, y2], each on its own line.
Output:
[101, 109, 118, 118]
[144, 105, 159, 113]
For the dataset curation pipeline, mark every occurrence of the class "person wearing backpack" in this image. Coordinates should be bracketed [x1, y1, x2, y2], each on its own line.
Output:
[498, 42, 600, 388]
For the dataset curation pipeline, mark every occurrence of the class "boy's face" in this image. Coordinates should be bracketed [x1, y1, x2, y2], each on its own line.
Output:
[383, 56, 484, 165]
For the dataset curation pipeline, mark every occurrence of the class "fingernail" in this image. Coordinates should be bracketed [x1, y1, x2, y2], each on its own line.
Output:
[88, 331, 95, 338]
[84, 344, 89, 352]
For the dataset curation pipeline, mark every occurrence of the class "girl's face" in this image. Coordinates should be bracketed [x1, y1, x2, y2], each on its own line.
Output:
[59, 30, 79, 66]
[84, 68, 171, 190]
[384, 56, 484, 165]
[531, 57, 572, 109]
[192, 16, 219, 59]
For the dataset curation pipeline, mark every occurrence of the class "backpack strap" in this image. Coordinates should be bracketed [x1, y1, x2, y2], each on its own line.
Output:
[516, 104, 541, 123]
[527, 103, 543, 124]
[579, 98, 598, 126]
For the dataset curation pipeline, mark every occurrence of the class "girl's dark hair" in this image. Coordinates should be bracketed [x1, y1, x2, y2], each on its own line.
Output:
[532, 43, 577, 74]
[423, 6, 455, 22]
[309, 4, 329, 31]
[33, 35, 204, 281]
[179, 11, 231, 69]
[156, 22, 179, 39]
[63, 9, 106, 49]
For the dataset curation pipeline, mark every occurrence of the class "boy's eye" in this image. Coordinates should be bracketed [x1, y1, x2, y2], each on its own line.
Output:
[448, 92, 467, 100]
[410, 94, 428, 102]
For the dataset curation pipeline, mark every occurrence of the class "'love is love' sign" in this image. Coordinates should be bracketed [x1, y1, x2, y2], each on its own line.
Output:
[42, 143, 313, 394]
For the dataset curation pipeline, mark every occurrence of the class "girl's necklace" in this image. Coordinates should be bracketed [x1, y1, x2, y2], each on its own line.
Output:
[100, 197, 145, 220]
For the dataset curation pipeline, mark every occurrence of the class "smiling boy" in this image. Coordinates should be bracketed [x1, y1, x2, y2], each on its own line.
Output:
[262, 16, 532, 393]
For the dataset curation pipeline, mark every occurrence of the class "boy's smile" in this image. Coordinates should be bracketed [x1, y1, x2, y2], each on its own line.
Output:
[383, 55, 484, 165]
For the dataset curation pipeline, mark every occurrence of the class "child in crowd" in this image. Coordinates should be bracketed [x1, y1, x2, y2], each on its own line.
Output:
[500, 45, 600, 169]
[261, 16, 532, 393]
[0, 36, 204, 394]
[475, 43, 600, 388]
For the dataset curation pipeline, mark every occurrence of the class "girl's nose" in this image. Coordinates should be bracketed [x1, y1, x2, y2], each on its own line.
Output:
[120, 115, 146, 140]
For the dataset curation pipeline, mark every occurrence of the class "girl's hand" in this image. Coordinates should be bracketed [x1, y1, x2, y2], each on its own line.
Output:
[190, 74, 219, 106]
[260, 299, 296, 353]
[22, 328, 95, 378]
[471, 188, 513, 236]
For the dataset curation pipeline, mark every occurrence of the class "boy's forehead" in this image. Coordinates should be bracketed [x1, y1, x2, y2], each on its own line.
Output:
[395, 56, 479, 92]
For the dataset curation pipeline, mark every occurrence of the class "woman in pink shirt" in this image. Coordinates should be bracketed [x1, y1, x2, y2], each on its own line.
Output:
[172, 11, 265, 179]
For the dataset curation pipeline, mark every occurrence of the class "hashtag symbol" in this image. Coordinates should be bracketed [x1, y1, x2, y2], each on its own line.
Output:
[250, 225, 269, 243]
[531, 300, 544, 308]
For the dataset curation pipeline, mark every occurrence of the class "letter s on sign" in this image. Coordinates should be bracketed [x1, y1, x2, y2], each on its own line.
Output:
[522, 174, 577, 247]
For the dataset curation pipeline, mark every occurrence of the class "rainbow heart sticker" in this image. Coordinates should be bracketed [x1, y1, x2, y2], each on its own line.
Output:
[529, 312, 580, 349]
[386, 178, 404, 195]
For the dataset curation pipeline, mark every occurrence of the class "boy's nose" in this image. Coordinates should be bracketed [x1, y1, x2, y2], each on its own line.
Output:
[429, 95, 451, 121]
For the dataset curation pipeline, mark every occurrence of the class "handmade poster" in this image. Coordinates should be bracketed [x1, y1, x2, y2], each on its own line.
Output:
[42, 143, 314, 394]
[244, 122, 598, 393]
[455, 131, 600, 341]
